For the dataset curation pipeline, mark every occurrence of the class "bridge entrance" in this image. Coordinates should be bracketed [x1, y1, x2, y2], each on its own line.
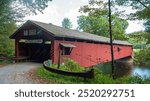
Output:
[19, 41, 51, 62]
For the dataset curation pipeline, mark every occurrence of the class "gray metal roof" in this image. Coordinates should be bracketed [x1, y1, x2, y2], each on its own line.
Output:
[60, 43, 76, 48]
[15, 20, 132, 46]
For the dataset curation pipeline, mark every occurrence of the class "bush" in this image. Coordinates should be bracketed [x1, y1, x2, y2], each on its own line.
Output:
[63, 58, 84, 72]
[128, 75, 150, 84]
[48, 58, 84, 72]
[134, 48, 150, 67]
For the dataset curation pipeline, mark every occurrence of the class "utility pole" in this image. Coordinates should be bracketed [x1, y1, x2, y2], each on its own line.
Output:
[108, 0, 115, 79]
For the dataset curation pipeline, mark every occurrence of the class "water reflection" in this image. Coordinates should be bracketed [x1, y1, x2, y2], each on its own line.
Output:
[97, 62, 132, 78]
[132, 66, 150, 78]
[97, 62, 150, 78]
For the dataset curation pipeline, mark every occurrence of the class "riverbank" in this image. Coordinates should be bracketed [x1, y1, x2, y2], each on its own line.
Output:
[36, 58, 150, 84]
[36, 66, 150, 84]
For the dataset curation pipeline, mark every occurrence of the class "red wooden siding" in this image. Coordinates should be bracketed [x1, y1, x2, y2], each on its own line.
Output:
[53, 40, 132, 67]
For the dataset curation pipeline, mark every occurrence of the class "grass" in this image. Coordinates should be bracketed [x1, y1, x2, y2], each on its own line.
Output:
[37, 66, 86, 84]
[37, 58, 117, 84]
[36, 66, 150, 84]
[49, 64, 85, 72]
[36, 58, 150, 84]
[0, 60, 13, 65]
[36, 66, 137, 84]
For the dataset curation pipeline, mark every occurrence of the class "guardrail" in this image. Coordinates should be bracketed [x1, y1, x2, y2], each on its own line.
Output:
[43, 60, 94, 79]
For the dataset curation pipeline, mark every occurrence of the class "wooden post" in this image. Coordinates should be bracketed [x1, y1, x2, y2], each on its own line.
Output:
[57, 49, 61, 69]
[51, 41, 54, 64]
[15, 39, 19, 62]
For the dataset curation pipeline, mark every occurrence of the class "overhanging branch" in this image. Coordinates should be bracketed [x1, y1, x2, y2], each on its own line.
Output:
[136, 0, 149, 9]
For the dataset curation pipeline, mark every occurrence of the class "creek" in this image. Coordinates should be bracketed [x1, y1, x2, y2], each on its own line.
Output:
[132, 66, 150, 78]
[98, 63, 150, 78]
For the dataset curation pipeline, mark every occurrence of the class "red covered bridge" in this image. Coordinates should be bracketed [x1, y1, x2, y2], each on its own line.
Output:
[10, 20, 133, 68]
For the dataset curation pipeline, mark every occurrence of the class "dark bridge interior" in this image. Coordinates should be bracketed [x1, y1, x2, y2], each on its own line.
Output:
[19, 42, 51, 62]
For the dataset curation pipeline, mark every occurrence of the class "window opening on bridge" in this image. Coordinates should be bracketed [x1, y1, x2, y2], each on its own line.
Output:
[60, 43, 76, 55]
[23, 30, 28, 36]
[117, 47, 121, 52]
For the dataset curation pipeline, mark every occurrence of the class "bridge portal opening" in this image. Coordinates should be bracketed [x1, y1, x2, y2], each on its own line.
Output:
[19, 40, 51, 62]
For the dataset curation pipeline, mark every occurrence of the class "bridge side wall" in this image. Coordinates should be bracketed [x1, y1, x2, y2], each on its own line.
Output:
[53, 40, 133, 67]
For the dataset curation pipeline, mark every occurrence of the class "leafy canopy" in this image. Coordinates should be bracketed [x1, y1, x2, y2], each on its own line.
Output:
[115, 0, 150, 43]
[77, 0, 128, 40]
[0, 0, 52, 23]
[62, 18, 73, 29]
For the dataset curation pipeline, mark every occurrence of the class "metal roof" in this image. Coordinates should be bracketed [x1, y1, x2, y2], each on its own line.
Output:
[11, 20, 132, 46]
[60, 43, 76, 48]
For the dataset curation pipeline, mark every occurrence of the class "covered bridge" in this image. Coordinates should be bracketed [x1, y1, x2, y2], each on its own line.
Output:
[10, 20, 132, 67]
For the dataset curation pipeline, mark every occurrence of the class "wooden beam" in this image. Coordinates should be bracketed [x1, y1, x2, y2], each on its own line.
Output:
[15, 39, 19, 62]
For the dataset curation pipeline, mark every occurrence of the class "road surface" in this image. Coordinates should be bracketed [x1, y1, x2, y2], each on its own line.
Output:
[0, 62, 43, 84]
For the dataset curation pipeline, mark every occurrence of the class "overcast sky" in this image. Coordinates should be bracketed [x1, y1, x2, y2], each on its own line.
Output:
[24, 0, 144, 33]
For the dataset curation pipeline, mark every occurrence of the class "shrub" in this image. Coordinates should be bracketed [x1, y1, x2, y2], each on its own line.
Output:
[63, 58, 84, 72]
[134, 48, 150, 67]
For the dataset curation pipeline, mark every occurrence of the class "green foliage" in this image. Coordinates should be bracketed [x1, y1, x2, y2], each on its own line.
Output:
[114, 0, 149, 10]
[37, 58, 150, 84]
[0, 0, 52, 23]
[47, 58, 84, 72]
[63, 58, 83, 72]
[0, 21, 16, 56]
[77, 0, 128, 40]
[37, 66, 86, 84]
[36, 63, 150, 84]
[77, 16, 109, 37]
[91, 68, 115, 84]
[134, 49, 150, 66]
[144, 20, 150, 44]
[114, 0, 150, 43]
[18, 0, 52, 14]
[62, 18, 72, 29]
[127, 31, 148, 48]
[129, 75, 150, 84]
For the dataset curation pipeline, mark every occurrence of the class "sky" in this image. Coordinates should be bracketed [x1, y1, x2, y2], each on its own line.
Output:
[24, 0, 144, 33]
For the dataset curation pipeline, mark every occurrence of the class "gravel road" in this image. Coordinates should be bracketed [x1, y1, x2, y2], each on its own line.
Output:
[0, 62, 43, 84]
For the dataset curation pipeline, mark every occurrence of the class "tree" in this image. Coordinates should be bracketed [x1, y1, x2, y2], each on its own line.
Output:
[0, 0, 52, 23]
[62, 18, 73, 29]
[114, 0, 150, 43]
[0, 21, 17, 56]
[127, 31, 148, 49]
[77, 0, 128, 40]
[115, 0, 150, 66]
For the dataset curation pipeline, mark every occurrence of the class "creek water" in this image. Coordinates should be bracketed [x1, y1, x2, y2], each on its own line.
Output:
[132, 66, 150, 78]
[97, 63, 150, 78]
